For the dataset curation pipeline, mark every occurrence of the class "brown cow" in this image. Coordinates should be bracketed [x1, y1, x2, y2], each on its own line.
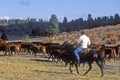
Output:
[0, 40, 8, 55]
[89, 44, 118, 61]
[30, 44, 46, 57]
[101, 45, 117, 61]
[21, 43, 33, 55]
[7, 43, 21, 56]
[0, 44, 9, 55]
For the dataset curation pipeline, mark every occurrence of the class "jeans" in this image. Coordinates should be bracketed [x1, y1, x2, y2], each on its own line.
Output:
[74, 47, 83, 62]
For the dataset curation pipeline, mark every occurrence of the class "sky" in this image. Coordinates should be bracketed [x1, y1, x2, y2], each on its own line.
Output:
[0, 0, 120, 21]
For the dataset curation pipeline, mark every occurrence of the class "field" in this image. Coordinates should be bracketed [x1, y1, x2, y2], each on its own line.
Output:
[1, 24, 120, 80]
[0, 54, 120, 80]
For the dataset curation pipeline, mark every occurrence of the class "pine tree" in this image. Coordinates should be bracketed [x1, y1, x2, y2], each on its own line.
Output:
[48, 14, 59, 36]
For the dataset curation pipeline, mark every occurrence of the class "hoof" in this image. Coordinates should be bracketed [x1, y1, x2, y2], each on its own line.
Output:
[100, 75, 104, 77]
[70, 71, 72, 73]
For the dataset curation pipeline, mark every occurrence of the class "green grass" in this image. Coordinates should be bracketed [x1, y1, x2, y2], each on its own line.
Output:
[0, 56, 120, 80]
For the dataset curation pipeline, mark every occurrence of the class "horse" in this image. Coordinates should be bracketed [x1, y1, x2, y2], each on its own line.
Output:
[61, 41, 104, 77]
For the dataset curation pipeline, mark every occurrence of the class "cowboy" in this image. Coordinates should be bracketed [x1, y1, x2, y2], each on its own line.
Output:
[74, 30, 91, 65]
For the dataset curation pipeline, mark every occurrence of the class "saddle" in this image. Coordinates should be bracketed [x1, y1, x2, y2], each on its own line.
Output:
[80, 48, 91, 54]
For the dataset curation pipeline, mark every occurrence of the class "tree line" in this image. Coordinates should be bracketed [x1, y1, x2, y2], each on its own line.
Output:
[0, 13, 120, 36]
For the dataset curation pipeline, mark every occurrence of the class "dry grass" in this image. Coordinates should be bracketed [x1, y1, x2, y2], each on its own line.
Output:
[0, 56, 120, 80]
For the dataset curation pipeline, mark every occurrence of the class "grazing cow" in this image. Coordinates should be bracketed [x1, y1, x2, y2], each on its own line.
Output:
[61, 41, 104, 77]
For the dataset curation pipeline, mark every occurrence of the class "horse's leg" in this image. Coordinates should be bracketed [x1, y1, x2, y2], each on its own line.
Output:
[95, 60, 104, 77]
[84, 62, 92, 76]
[69, 63, 72, 73]
[79, 62, 85, 67]
[100, 50, 106, 66]
[74, 63, 79, 74]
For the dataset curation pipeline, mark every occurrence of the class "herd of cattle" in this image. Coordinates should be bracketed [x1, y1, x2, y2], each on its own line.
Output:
[1, 39, 120, 76]
[0, 40, 120, 62]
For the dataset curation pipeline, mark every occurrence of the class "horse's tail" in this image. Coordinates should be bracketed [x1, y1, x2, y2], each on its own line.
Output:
[93, 50, 103, 63]
[93, 50, 98, 60]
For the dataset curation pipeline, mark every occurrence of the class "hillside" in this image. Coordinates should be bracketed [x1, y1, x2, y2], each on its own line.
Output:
[40, 24, 120, 45]
[1, 24, 120, 45]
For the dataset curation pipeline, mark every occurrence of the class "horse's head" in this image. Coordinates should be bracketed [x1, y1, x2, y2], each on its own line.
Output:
[62, 41, 76, 53]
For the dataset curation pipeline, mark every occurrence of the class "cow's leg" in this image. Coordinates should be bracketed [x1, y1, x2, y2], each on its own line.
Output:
[65, 62, 68, 67]
[113, 49, 116, 62]
[42, 47, 47, 57]
[34, 52, 37, 57]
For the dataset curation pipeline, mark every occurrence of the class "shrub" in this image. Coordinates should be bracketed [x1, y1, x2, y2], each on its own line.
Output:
[1, 32, 8, 40]
[22, 35, 31, 43]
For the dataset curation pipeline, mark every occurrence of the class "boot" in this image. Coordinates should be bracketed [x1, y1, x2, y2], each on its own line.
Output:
[77, 60, 80, 66]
